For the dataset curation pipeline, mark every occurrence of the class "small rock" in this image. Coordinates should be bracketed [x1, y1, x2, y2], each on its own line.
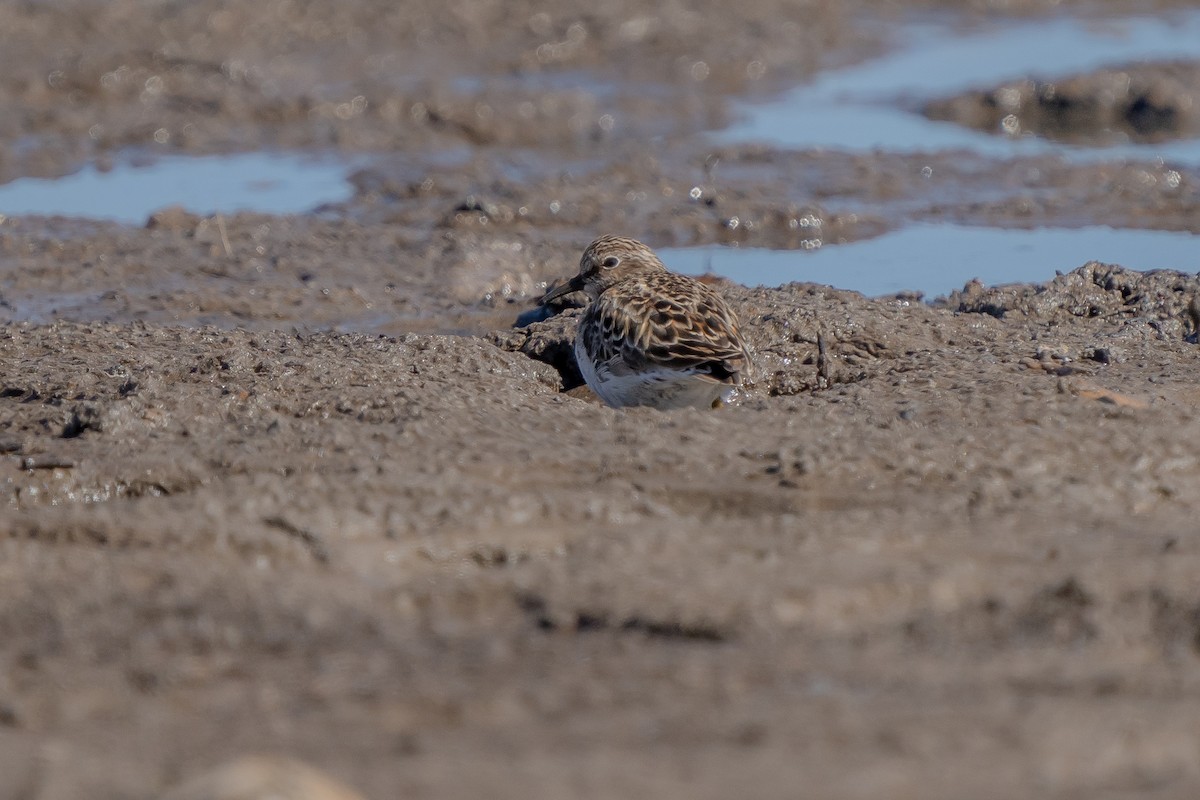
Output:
[1070, 381, 1150, 409]
[146, 205, 201, 232]
[161, 756, 366, 800]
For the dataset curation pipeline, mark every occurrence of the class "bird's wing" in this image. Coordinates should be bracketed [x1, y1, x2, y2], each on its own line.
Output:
[580, 276, 751, 384]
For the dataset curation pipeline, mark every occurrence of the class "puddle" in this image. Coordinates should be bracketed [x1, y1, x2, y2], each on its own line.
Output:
[661, 225, 1200, 298]
[0, 152, 354, 224]
[452, 69, 629, 100]
[718, 12, 1200, 164]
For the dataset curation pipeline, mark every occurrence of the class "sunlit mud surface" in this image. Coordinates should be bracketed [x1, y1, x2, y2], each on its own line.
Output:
[3, 1, 1200, 798]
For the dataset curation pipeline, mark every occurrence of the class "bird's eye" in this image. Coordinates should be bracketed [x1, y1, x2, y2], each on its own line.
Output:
[601, 256, 621, 269]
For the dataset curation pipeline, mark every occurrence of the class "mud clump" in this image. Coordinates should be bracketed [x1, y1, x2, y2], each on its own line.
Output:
[925, 60, 1200, 144]
[941, 261, 1200, 341]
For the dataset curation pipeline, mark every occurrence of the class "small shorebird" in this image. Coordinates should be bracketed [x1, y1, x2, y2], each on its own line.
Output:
[540, 235, 752, 410]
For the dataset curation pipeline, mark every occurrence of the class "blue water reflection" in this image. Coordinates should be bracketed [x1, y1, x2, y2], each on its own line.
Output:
[720, 13, 1200, 164]
[0, 153, 353, 224]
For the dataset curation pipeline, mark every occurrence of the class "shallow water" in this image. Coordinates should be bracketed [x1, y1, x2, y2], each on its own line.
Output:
[0, 153, 353, 224]
[662, 225, 1200, 298]
[719, 12, 1200, 164]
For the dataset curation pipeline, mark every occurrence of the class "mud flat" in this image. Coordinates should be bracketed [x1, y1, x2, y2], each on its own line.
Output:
[3, 1, 1200, 798]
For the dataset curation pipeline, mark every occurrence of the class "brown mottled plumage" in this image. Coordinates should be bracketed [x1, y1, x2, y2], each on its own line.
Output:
[541, 235, 753, 410]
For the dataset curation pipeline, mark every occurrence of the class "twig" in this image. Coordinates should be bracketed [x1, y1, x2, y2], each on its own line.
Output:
[262, 516, 330, 564]
[215, 213, 233, 259]
[816, 329, 830, 389]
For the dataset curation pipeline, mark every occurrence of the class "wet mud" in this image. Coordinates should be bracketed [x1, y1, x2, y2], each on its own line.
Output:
[3, 1, 1200, 799]
[926, 60, 1200, 145]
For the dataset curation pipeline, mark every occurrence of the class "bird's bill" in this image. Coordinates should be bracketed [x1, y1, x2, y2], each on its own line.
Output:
[539, 274, 585, 305]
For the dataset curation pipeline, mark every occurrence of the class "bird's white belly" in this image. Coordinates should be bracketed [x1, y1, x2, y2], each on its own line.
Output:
[574, 335, 727, 410]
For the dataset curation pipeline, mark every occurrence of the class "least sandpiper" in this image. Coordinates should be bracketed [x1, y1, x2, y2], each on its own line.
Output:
[541, 235, 753, 410]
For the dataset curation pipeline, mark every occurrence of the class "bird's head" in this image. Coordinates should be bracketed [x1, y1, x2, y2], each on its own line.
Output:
[540, 235, 668, 304]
